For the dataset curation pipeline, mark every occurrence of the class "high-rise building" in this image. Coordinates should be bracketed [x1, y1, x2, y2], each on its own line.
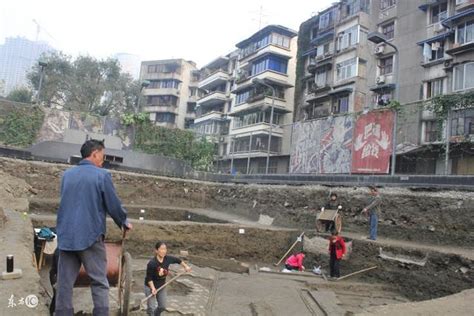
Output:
[0, 37, 54, 96]
[113, 53, 141, 79]
[139, 59, 198, 129]
[295, 0, 474, 175]
[196, 25, 298, 174]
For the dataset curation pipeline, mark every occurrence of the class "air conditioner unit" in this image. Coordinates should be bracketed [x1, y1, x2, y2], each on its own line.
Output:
[434, 23, 444, 33]
[374, 44, 385, 55]
[376, 75, 386, 84]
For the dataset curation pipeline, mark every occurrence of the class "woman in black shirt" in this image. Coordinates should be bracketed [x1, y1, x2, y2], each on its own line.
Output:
[144, 241, 191, 316]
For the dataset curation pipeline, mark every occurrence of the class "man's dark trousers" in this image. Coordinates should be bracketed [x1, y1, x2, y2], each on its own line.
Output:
[55, 236, 109, 315]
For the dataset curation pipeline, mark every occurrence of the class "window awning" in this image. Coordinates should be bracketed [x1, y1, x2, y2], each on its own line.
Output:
[310, 31, 334, 45]
[418, 1, 445, 12]
[442, 8, 474, 28]
[228, 103, 290, 116]
[416, 31, 454, 46]
[328, 87, 353, 96]
[370, 83, 396, 92]
[302, 48, 317, 57]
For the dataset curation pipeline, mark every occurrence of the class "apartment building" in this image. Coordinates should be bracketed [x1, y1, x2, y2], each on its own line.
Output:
[222, 25, 298, 174]
[295, 0, 474, 175]
[193, 52, 238, 158]
[413, 0, 474, 174]
[139, 59, 198, 129]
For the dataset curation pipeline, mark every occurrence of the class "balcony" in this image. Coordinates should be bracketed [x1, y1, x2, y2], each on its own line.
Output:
[144, 87, 180, 97]
[229, 134, 282, 156]
[455, 0, 474, 12]
[230, 96, 289, 117]
[199, 69, 230, 90]
[446, 41, 474, 55]
[239, 44, 293, 67]
[142, 72, 182, 81]
[235, 69, 290, 87]
[197, 91, 228, 107]
[194, 111, 225, 124]
[144, 105, 179, 114]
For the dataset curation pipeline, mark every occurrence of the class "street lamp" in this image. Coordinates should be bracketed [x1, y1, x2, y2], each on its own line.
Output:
[252, 78, 276, 174]
[37, 61, 48, 105]
[135, 80, 150, 113]
[368, 32, 399, 176]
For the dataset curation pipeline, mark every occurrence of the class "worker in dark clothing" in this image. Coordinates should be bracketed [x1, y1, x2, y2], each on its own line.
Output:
[49, 248, 59, 316]
[328, 229, 346, 278]
[322, 193, 342, 232]
[361, 186, 382, 240]
[145, 242, 191, 316]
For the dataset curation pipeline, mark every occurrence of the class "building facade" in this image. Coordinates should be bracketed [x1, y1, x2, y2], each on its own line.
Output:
[139, 59, 198, 129]
[295, 0, 474, 175]
[0, 37, 54, 96]
[225, 25, 298, 174]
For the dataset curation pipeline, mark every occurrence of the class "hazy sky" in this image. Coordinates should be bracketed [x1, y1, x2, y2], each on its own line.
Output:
[0, 0, 333, 66]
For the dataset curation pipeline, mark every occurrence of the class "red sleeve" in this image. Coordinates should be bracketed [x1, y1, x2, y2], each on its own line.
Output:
[297, 254, 304, 270]
[339, 237, 346, 255]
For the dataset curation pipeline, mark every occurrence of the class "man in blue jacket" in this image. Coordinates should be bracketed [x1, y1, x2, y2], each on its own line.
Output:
[55, 139, 132, 316]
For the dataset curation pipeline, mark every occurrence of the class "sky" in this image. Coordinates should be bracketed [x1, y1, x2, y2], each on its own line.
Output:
[0, 0, 333, 67]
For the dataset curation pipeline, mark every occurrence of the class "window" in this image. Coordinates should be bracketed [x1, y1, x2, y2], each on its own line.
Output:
[381, 22, 395, 40]
[336, 57, 357, 81]
[236, 90, 251, 105]
[147, 64, 177, 73]
[380, 0, 396, 10]
[424, 121, 440, 142]
[315, 69, 328, 87]
[375, 92, 392, 106]
[147, 95, 178, 106]
[379, 56, 393, 75]
[333, 95, 349, 114]
[451, 109, 474, 136]
[431, 3, 447, 24]
[149, 80, 180, 89]
[456, 20, 474, 45]
[426, 79, 444, 99]
[319, 9, 336, 29]
[337, 25, 359, 51]
[156, 113, 176, 123]
[233, 111, 282, 128]
[271, 33, 291, 48]
[344, 0, 370, 17]
[251, 56, 288, 76]
[454, 62, 474, 91]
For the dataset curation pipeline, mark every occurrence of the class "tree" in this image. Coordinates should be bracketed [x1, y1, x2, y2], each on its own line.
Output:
[28, 52, 140, 115]
[6, 88, 33, 103]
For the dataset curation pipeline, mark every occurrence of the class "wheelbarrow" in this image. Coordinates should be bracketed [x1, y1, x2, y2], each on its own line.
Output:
[74, 231, 132, 316]
[316, 206, 342, 233]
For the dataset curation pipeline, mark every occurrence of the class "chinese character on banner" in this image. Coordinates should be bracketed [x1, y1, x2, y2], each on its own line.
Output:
[18, 297, 25, 305]
[8, 295, 16, 308]
[351, 111, 394, 174]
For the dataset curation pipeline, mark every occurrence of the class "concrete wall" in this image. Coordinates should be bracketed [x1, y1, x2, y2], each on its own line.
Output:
[28, 141, 192, 177]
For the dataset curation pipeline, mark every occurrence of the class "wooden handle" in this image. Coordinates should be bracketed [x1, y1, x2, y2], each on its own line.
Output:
[336, 266, 377, 281]
[141, 271, 187, 304]
[275, 232, 305, 266]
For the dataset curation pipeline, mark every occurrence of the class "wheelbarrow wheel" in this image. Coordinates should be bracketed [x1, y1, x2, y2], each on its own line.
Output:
[335, 214, 342, 233]
[119, 251, 132, 316]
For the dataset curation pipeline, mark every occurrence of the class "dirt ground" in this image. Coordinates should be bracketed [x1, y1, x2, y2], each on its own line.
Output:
[1, 157, 474, 315]
[1, 157, 473, 248]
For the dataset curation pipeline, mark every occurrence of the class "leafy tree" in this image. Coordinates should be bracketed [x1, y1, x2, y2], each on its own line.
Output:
[28, 52, 140, 115]
[126, 114, 216, 170]
[6, 88, 33, 103]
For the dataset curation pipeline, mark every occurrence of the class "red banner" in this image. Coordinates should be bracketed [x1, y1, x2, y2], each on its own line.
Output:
[351, 110, 394, 174]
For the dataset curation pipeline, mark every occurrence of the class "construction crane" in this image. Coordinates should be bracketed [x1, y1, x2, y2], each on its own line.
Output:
[32, 19, 56, 43]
